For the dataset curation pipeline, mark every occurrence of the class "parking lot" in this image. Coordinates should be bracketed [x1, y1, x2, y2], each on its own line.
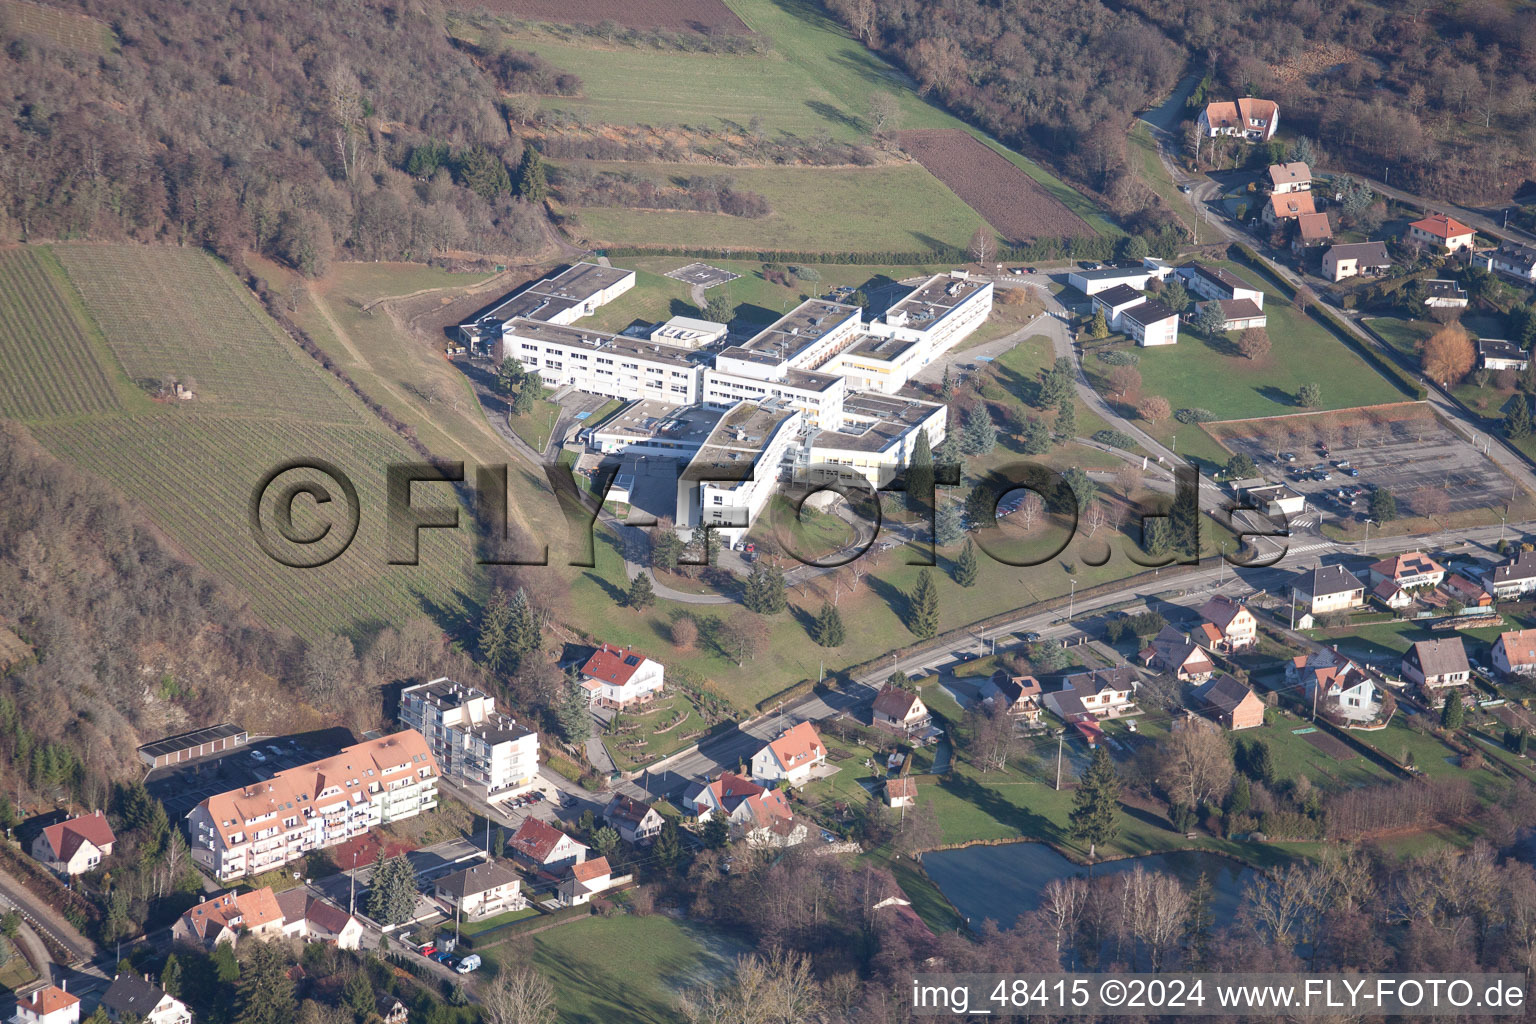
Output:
[146, 727, 356, 822]
[1220, 410, 1513, 524]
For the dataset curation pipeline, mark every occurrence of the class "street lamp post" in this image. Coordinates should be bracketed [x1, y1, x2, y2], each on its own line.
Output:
[1068, 579, 1078, 622]
[1363, 518, 1376, 555]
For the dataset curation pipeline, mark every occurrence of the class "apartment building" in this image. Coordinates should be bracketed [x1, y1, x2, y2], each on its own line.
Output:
[1198, 98, 1279, 140]
[400, 679, 539, 804]
[677, 399, 803, 547]
[502, 319, 703, 405]
[798, 391, 947, 488]
[1176, 263, 1265, 307]
[186, 731, 438, 882]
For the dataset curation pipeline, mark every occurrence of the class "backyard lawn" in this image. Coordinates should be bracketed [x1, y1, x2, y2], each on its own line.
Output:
[509, 398, 561, 452]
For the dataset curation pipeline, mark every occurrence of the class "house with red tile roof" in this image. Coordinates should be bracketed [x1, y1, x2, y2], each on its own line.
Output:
[1294, 212, 1334, 250]
[750, 721, 827, 787]
[1264, 190, 1316, 226]
[603, 794, 664, 845]
[507, 816, 587, 872]
[1287, 648, 1381, 723]
[1198, 596, 1257, 652]
[578, 644, 665, 709]
[1493, 628, 1536, 677]
[274, 888, 364, 949]
[1198, 98, 1279, 141]
[872, 684, 931, 735]
[885, 777, 917, 809]
[13, 984, 80, 1024]
[172, 887, 285, 950]
[559, 856, 615, 906]
[1370, 552, 1446, 590]
[983, 671, 1043, 725]
[686, 772, 790, 826]
[1406, 213, 1476, 252]
[31, 810, 115, 877]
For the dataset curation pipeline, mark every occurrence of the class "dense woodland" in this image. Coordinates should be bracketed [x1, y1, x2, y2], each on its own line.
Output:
[828, 0, 1536, 204]
[0, 0, 545, 269]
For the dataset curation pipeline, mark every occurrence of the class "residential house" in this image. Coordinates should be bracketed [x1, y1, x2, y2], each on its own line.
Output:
[1141, 625, 1215, 682]
[30, 810, 115, 877]
[185, 731, 438, 882]
[1176, 263, 1265, 307]
[1402, 637, 1472, 697]
[1294, 564, 1366, 616]
[1264, 191, 1316, 227]
[1267, 161, 1311, 193]
[1479, 338, 1528, 372]
[982, 672, 1043, 725]
[686, 773, 794, 839]
[1443, 573, 1492, 608]
[1372, 579, 1413, 610]
[1485, 550, 1536, 599]
[578, 644, 666, 709]
[507, 817, 587, 873]
[1323, 241, 1391, 282]
[1369, 552, 1446, 590]
[603, 794, 664, 845]
[1288, 649, 1381, 723]
[173, 888, 285, 950]
[1197, 595, 1257, 652]
[399, 678, 538, 804]
[1090, 284, 1147, 326]
[374, 997, 409, 1024]
[559, 857, 614, 907]
[1194, 298, 1267, 332]
[12, 986, 79, 1024]
[750, 721, 826, 787]
[871, 684, 931, 735]
[885, 777, 917, 809]
[1121, 300, 1181, 347]
[1191, 674, 1265, 731]
[1294, 212, 1333, 250]
[1493, 628, 1536, 677]
[1198, 98, 1279, 140]
[433, 860, 523, 920]
[101, 976, 192, 1024]
[1041, 666, 1139, 722]
[1422, 279, 1469, 309]
[1481, 242, 1536, 284]
[273, 889, 363, 949]
[1405, 214, 1476, 253]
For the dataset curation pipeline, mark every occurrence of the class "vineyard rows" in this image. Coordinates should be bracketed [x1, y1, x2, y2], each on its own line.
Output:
[53, 244, 361, 424]
[0, 0, 113, 54]
[0, 247, 122, 420]
[39, 414, 477, 639]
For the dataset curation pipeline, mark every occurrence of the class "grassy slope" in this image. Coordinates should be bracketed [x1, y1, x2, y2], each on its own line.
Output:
[558, 160, 981, 252]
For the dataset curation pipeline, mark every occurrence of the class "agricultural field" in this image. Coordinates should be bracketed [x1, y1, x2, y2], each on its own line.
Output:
[54, 244, 361, 422]
[897, 129, 1095, 243]
[0, 246, 128, 420]
[0, 0, 114, 53]
[460, 0, 746, 32]
[556, 160, 981, 253]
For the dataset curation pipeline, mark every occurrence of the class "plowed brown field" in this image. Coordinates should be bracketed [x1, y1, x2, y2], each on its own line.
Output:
[898, 129, 1093, 242]
[458, 0, 747, 33]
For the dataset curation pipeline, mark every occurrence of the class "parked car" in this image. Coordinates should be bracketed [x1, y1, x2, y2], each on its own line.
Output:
[455, 955, 482, 974]
[1021, 631, 1042, 642]
[1333, 460, 1351, 469]
[430, 951, 454, 964]
[1278, 451, 1297, 462]
[420, 945, 437, 958]
[1345, 467, 1360, 477]
[250, 750, 267, 763]
[1026, 266, 1039, 274]
[1177, 184, 1192, 194]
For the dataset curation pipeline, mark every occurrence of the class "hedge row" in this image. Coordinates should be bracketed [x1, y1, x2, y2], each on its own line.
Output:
[755, 678, 830, 714]
[599, 234, 1117, 268]
[1228, 242, 1425, 400]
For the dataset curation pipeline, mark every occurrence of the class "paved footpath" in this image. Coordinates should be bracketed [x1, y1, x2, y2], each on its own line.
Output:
[0, 864, 97, 964]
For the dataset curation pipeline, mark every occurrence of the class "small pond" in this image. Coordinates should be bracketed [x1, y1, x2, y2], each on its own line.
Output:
[921, 842, 1259, 930]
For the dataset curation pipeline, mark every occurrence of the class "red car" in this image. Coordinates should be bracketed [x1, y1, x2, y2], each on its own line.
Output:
[420, 944, 437, 957]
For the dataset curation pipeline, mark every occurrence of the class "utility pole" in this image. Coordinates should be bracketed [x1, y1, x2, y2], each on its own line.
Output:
[1054, 732, 1064, 791]
[1068, 579, 1078, 622]
[349, 850, 357, 917]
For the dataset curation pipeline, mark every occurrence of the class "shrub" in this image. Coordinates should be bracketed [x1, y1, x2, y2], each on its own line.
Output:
[1174, 407, 1216, 423]
[1097, 349, 1140, 366]
[1091, 429, 1138, 450]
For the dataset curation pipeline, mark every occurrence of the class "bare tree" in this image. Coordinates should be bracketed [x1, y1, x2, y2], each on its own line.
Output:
[1236, 326, 1271, 360]
[1156, 716, 1234, 808]
[965, 702, 1016, 772]
[683, 950, 821, 1024]
[969, 225, 995, 265]
[1017, 492, 1044, 532]
[867, 90, 901, 137]
[1041, 876, 1086, 957]
[481, 966, 557, 1024]
[1143, 872, 1190, 972]
[326, 62, 366, 183]
[1293, 285, 1317, 315]
[1242, 863, 1319, 947]
[1085, 499, 1108, 538]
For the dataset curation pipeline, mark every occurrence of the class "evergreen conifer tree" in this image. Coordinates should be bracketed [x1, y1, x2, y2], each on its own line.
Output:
[906, 568, 940, 639]
[953, 538, 979, 587]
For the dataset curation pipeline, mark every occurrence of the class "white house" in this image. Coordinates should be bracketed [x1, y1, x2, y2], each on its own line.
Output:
[1288, 649, 1381, 723]
[871, 684, 931, 735]
[1267, 161, 1311, 193]
[559, 857, 617, 907]
[578, 644, 665, 709]
[12, 986, 80, 1024]
[173, 888, 285, 950]
[1194, 298, 1266, 332]
[1197, 595, 1257, 652]
[1198, 98, 1279, 141]
[1422, 279, 1469, 309]
[1041, 666, 1139, 721]
[507, 817, 588, 874]
[1492, 628, 1536, 677]
[1485, 551, 1536, 599]
[1241, 482, 1305, 518]
[1090, 284, 1147, 326]
[1323, 242, 1391, 283]
[1401, 637, 1471, 695]
[1405, 214, 1475, 253]
[686, 772, 793, 830]
[604, 794, 664, 845]
[1479, 339, 1528, 372]
[750, 721, 827, 787]
[1067, 258, 1173, 296]
[274, 889, 363, 949]
[1481, 242, 1536, 284]
[1368, 552, 1446, 590]
[30, 810, 115, 877]
[433, 860, 523, 920]
[1294, 564, 1366, 616]
[1176, 263, 1264, 307]
[101, 976, 192, 1024]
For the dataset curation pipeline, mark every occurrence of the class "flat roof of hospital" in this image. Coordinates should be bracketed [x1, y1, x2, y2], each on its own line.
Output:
[883, 274, 989, 323]
[692, 400, 799, 470]
[593, 400, 723, 442]
[736, 300, 860, 363]
[813, 392, 943, 453]
[843, 332, 919, 364]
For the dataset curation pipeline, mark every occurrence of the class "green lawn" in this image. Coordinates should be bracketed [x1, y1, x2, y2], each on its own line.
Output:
[509, 398, 561, 451]
[602, 690, 711, 772]
[1129, 122, 1188, 233]
[1104, 262, 1404, 426]
[558, 160, 983, 253]
[458, 906, 540, 935]
[0, 936, 36, 990]
[1351, 715, 1465, 779]
[575, 268, 699, 332]
[1367, 316, 1435, 363]
[508, 914, 745, 1024]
